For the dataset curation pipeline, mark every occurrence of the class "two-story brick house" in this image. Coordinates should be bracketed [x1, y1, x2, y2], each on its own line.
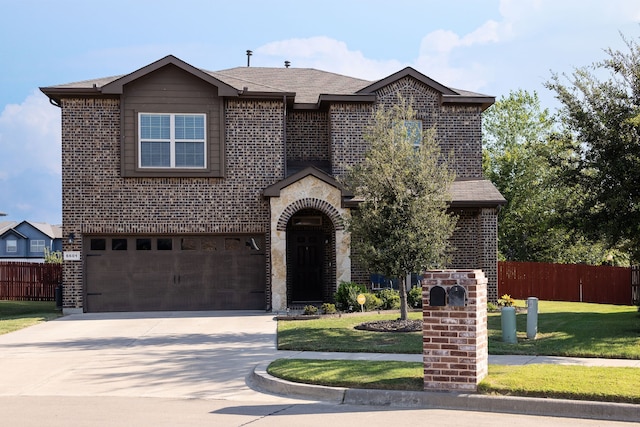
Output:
[41, 55, 504, 313]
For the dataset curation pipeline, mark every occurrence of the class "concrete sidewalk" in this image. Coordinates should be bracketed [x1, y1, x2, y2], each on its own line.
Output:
[273, 350, 640, 367]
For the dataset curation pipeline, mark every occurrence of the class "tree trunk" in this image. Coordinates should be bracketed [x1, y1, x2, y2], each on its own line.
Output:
[399, 272, 409, 320]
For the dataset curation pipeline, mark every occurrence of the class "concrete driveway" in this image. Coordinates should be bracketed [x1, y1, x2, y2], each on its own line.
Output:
[0, 311, 296, 402]
[0, 311, 636, 426]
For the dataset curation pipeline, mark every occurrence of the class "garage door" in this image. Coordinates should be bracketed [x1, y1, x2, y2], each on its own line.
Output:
[84, 235, 266, 312]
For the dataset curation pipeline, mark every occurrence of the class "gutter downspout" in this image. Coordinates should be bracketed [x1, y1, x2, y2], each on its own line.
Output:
[283, 95, 287, 177]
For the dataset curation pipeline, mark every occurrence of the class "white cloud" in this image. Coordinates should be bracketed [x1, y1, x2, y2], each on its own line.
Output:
[257, 36, 404, 80]
[0, 91, 61, 223]
[0, 91, 61, 176]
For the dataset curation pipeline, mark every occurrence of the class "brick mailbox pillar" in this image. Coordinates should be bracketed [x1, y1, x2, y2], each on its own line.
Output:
[422, 269, 488, 392]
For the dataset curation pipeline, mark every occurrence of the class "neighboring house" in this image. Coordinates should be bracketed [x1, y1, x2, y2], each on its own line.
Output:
[0, 221, 62, 262]
[41, 55, 505, 313]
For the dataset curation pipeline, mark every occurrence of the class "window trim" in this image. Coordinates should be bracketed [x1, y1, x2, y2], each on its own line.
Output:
[6, 239, 17, 253]
[138, 113, 207, 169]
[30, 239, 45, 253]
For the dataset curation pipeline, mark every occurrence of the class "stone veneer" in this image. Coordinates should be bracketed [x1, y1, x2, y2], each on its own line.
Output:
[268, 175, 350, 311]
[422, 270, 488, 392]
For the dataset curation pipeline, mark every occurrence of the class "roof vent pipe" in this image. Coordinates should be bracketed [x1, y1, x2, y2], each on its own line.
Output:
[284, 61, 290, 68]
[246, 50, 252, 67]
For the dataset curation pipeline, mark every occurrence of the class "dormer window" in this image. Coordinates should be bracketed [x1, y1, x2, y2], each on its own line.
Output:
[139, 113, 206, 168]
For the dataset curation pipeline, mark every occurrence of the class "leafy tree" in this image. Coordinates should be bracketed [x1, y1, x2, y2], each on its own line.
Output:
[546, 33, 640, 262]
[483, 90, 615, 264]
[345, 96, 456, 320]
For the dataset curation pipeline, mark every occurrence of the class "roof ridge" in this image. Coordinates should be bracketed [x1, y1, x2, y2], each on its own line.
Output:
[207, 70, 290, 93]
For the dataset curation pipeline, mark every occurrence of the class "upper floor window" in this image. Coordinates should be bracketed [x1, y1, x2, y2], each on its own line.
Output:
[30, 240, 45, 253]
[139, 113, 206, 168]
[6, 239, 17, 253]
[403, 120, 422, 149]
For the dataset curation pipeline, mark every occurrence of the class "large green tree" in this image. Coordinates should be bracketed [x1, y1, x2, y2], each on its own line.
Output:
[546, 34, 640, 263]
[483, 90, 616, 264]
[345, 96, 456, 320]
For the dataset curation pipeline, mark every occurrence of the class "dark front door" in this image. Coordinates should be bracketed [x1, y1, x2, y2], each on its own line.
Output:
[291, 230, 324, 303]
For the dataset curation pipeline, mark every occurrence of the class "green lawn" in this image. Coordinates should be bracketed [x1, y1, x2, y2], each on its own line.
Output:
[268, 359, 640, 404]
[273, 301, 640, 402]
[0, 301, 61, 335]
[278, 301, 640, 359]
[488, 301, 640, 359]
[278, 312, 423, 353]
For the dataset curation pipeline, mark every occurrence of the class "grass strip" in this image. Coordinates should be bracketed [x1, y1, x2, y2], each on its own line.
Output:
[0, 301, 61, 335]
[479, 364, 640, 404]
[278, 301, 640, 359]
[267, 359, 640, 404]
[268, 358, 424, 390]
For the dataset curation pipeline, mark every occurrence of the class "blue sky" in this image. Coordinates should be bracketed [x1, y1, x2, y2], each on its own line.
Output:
[1, 0, 639, 225]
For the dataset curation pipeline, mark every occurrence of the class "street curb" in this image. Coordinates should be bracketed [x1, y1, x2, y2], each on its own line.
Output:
[250, 362, 640, 422]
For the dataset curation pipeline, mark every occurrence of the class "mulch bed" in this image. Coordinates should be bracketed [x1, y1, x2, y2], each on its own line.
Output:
[354, 319, 422, 332]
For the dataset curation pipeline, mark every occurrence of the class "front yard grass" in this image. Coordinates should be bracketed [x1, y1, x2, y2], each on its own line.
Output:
[273, 301, 640, 403]
[488, 301, 640, 359]
[277, 311, 423, 353]
[267, 359, 640, 404]
[278, 301, 640, 359]
[0, 301, 61, 335]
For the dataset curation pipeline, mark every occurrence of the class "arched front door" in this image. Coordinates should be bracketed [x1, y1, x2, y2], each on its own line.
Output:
[286, 209, 334, 306]
[290, 229, 324, 302]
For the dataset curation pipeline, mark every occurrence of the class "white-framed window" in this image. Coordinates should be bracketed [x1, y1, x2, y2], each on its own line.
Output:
[30, 240, 45, 253]
[138, 113, 206, 168]
[6, 239, 17, 253]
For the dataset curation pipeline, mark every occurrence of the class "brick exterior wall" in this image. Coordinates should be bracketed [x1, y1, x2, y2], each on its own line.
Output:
[57, 69, 498, 311]
[60, 97, 285, 310]
[374, 77, 483, 178]
[329, 103, 373, 177]
[335, 76, 496, 299]
[422, 270, 488, 392]
[286, 111, 329, 162]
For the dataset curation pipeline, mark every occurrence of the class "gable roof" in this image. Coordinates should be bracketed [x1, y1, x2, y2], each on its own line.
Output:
[264, 166, 353, 199]
[358, 67, 494, 111]
[22, 221, 63, 239]
[0, 228, 26, 239]
[101, 55, 238, 96]
[0, 221, 62, 240]
[40, 55, 493, 110]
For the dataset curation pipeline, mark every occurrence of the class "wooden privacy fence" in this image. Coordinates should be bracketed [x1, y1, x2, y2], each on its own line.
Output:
[0, 262, 62, 301]
[498, 261, 633, 305]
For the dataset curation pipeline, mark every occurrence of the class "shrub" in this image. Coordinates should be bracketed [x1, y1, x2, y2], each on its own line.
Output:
[376, 288, 400, 310]
[321, 303, 337, 314]
[303, 305, 318, 315]
[498, 294, 515, 307]
[487, 301, 499, 312]
[334, 281, 367, 311]
[363, 293, 382, 311]
[407, 286, 422, 309]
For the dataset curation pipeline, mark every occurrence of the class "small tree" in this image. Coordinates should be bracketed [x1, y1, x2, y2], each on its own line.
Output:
[345, 96, 456, 320]
[545, 33, 640, 262]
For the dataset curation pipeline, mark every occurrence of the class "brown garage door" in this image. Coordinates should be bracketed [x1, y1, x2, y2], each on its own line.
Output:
[84, 235, 266, 312]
